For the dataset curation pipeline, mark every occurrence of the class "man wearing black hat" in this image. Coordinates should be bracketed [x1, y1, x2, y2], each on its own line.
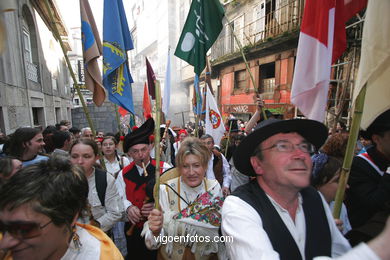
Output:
[115, 117, 172, 259]
[221, 118, 390, 259]
[346, 109, 390, 245]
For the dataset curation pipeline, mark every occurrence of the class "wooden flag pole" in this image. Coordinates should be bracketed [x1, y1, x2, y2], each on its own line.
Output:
[114, 104, 123, 137]
[43, 0, 97, 137]
[225, 17, 267, 120]
[153, 80, 162, 209]
[195, 115, 200, 138]
[333, 84, 367, 218]
[224, 120, 233, 157]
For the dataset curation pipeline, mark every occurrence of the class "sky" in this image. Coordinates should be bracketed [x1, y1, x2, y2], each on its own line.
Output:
[56, 0, 134, 37]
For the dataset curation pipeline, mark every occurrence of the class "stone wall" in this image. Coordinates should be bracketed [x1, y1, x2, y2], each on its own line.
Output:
[71, 101, 119, 134]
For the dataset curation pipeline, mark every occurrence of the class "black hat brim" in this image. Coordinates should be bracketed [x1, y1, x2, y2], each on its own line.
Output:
[233, 119, 328, 176]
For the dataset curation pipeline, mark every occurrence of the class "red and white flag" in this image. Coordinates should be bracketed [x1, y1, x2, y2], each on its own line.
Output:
[205, 86, 225, 147]
[291, 0, 366, 122]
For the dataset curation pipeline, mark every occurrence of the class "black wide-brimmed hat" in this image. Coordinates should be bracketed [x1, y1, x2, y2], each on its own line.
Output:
[233, 118, 328, 176]
[123, 117, 155, 153]
[366, 109, 390, 139]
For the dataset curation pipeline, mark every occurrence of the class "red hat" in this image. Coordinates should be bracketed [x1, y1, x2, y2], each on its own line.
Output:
[178, 129, 188, 136]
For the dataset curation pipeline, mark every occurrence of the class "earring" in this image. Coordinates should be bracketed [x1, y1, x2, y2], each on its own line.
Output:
[72, 226, 82, 250]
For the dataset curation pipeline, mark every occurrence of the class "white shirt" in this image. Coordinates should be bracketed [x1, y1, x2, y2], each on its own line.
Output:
[103, 156, 130, 177]
[87, 169, 124, 232]
[115, 160, 172, 212]
[222, 191, 380, 260]
[206, 153, 231, 188]
[143, 178, 221, 250]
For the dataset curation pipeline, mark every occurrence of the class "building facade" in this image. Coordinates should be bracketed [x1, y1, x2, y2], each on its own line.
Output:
[211, 0, 304, 121]
[0, 0, 72, 134]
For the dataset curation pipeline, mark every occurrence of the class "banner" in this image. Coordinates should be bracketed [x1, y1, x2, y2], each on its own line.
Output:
[103, 0, 134, 113]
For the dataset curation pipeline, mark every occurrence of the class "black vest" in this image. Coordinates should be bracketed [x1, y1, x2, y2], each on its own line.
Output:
[233, 180, 332, 260]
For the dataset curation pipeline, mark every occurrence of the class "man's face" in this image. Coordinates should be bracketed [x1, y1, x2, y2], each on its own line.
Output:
[201, 138, 214, 153]
[82, 130, 93, 140]
[0, 204, 70, 260]
[250, 133, 312, 193]
[24, 134, 45, 156]
[59, 125, 68, 132]
[97, 132, 104, 138]
[373, 130, 390, 160]
[127, 143, 151, 166]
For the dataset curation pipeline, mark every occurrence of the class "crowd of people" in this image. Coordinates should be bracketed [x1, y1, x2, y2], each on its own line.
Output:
[0, 108, 389, 260]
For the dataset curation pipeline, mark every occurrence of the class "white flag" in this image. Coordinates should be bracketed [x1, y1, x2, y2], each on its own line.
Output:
[353, 0, 390, 130]
[205, 86, 225, 146]
[162, 49, 171, 118]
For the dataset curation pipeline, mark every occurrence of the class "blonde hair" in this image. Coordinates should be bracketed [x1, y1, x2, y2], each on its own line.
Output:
[175, 137, 210, 168]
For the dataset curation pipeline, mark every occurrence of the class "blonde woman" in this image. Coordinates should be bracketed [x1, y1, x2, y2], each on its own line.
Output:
[143, 137, 225, 259]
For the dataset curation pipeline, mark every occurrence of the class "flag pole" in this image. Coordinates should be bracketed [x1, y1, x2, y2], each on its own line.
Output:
[43, 0, 97, 136]
[114, 104, 123, 136]
[195, 116, 199, 138]
[332, 84, 367, 218]
[224, 120, 233, 157]
[153, 80, 162, 209]
[225, 17, 267, 120]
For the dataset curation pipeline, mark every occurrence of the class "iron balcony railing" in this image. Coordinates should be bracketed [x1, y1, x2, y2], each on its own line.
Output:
[211, 0, 304, 60]
[25, 60, 40, 83]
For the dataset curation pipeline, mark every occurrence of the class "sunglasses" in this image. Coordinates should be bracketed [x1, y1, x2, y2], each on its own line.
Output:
[0, 220, 52, 239]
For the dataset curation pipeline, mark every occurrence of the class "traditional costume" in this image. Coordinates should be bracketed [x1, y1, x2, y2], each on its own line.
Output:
[143, 168, 226, 260]
[115, 117, 171, 259]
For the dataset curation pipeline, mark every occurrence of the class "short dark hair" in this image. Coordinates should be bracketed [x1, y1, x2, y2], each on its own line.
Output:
[69, 126, 81, 135]
[200, 134, 214, 143]
[52, 130, 71, 149]
[70, 138, 99, 156]
[0, 156, 18, 180]
[6, 127, 42, 158]
[311, 156, 342, 187]
[0, 157, 88, 227]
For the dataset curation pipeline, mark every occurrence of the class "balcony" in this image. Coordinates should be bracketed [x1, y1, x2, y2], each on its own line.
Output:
[25, 60, 40, 83]
[211, 0, 304, 61]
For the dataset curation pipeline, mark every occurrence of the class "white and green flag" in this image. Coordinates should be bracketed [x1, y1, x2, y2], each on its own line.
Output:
[175, 0, 224, 76]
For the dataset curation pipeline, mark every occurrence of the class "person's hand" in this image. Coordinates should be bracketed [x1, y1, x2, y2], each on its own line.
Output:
[334, 218, 344, 233]
[127, 205, 142, 224]
[148, 208, 163, 237]
[222, 187, 230, 197]
[141, 202, 155, 218]
[255, 97, 264, 111]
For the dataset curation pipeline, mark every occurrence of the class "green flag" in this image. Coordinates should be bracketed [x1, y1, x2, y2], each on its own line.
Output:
[174, 0, 225, 76]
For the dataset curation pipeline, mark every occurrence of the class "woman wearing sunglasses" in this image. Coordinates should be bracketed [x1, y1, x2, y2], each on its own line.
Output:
[0, 157, 123, 260]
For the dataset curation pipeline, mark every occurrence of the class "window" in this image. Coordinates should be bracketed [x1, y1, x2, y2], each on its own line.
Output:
[55, 108, 61, 123]
[260, 62, 275, 98]
[234, 70, 246, 91]
[32, 107, 44, 128]
[22, 28, 32, 63]
[52, 76, 58, 91]
[22, 5, 39, 83]
[74, 99, 80, 106]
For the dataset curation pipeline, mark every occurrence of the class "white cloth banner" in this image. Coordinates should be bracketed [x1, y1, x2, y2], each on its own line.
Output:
[205, 86, 225, 146]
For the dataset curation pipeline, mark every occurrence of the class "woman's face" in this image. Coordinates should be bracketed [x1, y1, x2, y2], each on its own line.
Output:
[70, 143, 97, 176]
[318, 172, 347, 203]
[102, 139, 116, 156]
[180, 154, 206, 188]
[0, 203, 70, 260]
[179, 133, 187, 142]
[10, 159, 23, 178]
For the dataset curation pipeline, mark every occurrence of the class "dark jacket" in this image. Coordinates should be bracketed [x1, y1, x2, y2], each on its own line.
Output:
[346, 146, 390, 229]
